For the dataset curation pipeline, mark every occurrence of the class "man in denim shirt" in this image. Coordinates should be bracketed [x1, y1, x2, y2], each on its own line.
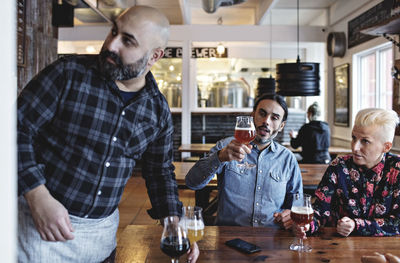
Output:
[186, 94, 302, 228]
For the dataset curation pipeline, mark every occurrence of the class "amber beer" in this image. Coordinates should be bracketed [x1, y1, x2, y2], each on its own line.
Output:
[186, 219, 204, 243]
[290, 206, 314, 226]
[234, 127, 256, 144]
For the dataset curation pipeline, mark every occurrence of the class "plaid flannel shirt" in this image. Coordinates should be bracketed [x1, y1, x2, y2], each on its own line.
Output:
[18, 55, 182, 219]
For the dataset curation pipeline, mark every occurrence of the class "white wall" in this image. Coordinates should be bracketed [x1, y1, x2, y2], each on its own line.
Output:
[327, 0, 399, 148]
[0, 0, 17, 262]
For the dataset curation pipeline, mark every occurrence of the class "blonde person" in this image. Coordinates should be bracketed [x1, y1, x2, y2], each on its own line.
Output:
[294, 108, 400, 239]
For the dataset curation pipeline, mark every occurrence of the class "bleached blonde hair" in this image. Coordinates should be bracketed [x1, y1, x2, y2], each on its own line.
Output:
[354, 108, 399, 143]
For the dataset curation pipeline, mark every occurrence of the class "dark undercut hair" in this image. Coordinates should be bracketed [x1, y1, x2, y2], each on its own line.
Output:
[253, 94, 288, 122]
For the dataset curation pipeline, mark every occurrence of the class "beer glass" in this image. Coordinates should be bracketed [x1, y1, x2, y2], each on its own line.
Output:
[160, 216, 190, 263]
[182, 206, 205, 243]
[289, 193, 314, 252]
[234, 116, 256, 168]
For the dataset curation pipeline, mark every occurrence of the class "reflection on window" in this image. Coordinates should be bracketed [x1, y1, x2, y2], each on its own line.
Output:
[153, 58, 182, 108]
[357, 44, 393, 110]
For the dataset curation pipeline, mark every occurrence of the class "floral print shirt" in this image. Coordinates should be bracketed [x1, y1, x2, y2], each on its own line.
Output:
[310, 153, 400, 236]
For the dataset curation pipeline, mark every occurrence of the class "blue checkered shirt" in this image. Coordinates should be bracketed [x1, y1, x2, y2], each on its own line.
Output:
[18, 55, 182, 219]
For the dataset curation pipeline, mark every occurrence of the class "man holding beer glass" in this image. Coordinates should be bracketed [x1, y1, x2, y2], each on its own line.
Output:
[186, 94, 303, 228]
[293, 108, 400, 239]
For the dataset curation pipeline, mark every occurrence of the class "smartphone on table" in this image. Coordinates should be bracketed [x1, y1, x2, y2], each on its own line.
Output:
[225, 238, 261, 254]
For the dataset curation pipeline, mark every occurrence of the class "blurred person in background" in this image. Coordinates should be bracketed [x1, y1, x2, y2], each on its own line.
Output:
[290, 102, 331, 164]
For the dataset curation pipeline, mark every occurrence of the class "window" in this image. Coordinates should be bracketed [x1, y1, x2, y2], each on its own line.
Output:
[355, 43, 393, 110]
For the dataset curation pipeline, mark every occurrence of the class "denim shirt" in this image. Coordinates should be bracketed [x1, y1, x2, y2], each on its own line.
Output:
[185, 137, 303, 227]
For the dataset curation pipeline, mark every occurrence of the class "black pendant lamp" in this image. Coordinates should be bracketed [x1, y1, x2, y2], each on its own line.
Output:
[257, 11, 276, 98]
[257, 76, 275, 97]
[276, 0, 320, 96]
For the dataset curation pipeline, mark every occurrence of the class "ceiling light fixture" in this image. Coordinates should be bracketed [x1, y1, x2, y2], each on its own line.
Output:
[216, 43, 225, 56]
[276, 0, 320, 97]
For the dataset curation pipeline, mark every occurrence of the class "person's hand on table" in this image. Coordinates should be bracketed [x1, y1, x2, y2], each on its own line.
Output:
[273, 209, 293, 230]
[187, 241, 199, 262]
[292, 223, 309, 239]
[361, 252, 400, 263]
[336, 216, 355, 237]
[218, 139, 252, 163]
[25, 185, 74, 242]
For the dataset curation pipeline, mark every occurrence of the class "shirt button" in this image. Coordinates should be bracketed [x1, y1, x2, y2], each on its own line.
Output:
[112, 137, 117, 142]
[105, 162, 110, 167]
[254, 219, 258, 223]
[259, 170, 262, 173]
[121, 111, 126, 116]
[97, 190, 102, 196]
[256, 202, 259, 206]
[257, 186, 261, 190]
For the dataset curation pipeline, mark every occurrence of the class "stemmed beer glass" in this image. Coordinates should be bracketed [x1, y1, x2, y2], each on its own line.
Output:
[234, 116, 256, 168]
[289, 193, 314, 252]
[160, 216, 190, 262]
[182, 206, 205, 244]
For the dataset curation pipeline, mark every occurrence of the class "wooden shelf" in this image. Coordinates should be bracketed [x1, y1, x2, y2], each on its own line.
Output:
[361, 15, 400, 35]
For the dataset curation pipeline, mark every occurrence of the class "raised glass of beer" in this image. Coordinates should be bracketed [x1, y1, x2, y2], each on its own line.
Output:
[234, 116, 256, 168]
[182, 206, 205, 244]
[289, 193, 313, 252]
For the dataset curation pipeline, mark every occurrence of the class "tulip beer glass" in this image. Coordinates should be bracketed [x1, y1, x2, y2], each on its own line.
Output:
[234, 116, 256, 168]
[160, 216, 190, 262]
[290, 193, 314, 252]
[182, 206, 205, 243]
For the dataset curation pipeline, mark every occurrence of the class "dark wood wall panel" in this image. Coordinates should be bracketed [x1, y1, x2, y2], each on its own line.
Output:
[17, 0, 58, 93]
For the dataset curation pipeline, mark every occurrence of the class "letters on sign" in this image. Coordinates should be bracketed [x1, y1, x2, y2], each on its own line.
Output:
[163, 47, 228, 58]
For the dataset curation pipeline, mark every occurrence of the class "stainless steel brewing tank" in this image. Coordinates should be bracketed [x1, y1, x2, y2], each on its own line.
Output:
[207, 80, 249, 108]
[160, 82, 181, 108]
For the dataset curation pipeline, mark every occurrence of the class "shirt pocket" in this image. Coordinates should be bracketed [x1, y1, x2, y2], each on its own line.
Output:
[224, 163, 254, 195]
[266, 171, 287, 203]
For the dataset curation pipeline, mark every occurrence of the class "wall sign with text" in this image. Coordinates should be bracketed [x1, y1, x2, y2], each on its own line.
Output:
[163, 47, 228, 58]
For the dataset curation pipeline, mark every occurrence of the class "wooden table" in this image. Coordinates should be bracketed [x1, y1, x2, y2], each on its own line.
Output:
[178, 143, 215, 154]
[116, 225, 400, 262]
[173, 162, 328, 187]
[179, 143, 352, 157]
[282, 142, 352, 157]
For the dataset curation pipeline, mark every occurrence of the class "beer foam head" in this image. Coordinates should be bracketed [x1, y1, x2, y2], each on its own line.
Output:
[185, 219, 205, 230]
[291, 206, 313, 214]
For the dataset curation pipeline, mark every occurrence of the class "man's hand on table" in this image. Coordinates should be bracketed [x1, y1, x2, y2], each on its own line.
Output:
[273, 209, 293, 230]
[361, 252, 400, 263]
[187, 241, 199, 262]
[24, 185, 74, 242]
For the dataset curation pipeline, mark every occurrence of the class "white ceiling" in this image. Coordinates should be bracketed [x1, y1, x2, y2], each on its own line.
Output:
[72, 0, 338, 27]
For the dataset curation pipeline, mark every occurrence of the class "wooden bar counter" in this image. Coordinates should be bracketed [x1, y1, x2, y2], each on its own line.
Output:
[116, 225, 400, 262]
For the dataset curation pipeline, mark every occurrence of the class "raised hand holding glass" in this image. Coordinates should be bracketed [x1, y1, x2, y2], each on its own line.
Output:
[234, 116, 256, 168]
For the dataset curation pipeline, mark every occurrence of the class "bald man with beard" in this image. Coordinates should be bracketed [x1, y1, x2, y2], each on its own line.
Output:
[17, 6, 198, 262]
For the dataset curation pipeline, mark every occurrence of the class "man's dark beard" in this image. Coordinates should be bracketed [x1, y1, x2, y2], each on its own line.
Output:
[254, 125, 280, 145]
[99, 50, 148, 80]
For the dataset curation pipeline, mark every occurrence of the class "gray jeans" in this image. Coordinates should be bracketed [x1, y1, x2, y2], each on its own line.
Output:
[18, 196, 119, 263]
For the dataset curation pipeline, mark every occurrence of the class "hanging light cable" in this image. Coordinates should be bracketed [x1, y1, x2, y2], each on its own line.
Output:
[257, 11, 276, 98]
[276, 0, 320, 96]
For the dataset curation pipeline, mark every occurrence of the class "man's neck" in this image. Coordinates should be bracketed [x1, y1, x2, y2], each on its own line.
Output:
[115, 75, 146, 92]
[254, 139, 272, 151]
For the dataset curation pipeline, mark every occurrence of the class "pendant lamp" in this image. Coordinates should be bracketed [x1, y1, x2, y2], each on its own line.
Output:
[256, 11, 276, 98]
[276, 0, 320, 96]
